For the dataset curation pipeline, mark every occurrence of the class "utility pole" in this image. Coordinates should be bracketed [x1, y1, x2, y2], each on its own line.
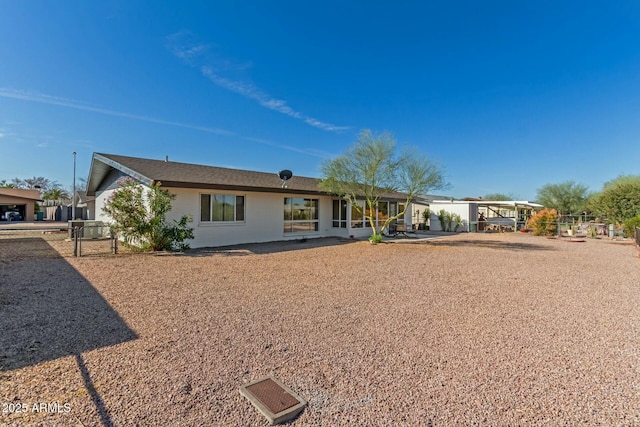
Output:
[72, 151, 77, 220]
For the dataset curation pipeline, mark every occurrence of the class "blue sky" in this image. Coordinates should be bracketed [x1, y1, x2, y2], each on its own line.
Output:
[1, 1, 639, 200]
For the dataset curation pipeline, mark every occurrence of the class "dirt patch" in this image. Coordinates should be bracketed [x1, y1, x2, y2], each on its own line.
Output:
[1, 232, 639, 426]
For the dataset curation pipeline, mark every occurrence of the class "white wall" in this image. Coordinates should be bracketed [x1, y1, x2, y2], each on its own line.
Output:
[96, 184, 411, 248]
[429, 202, 471, 232]
[94, 188, 118, 223]
[411, 201, 430, 228]
[170, 188, 341, 248]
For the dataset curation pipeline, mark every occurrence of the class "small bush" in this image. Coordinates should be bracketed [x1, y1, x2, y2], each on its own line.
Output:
[437, 209, 447, 231]
[444, 211, 453, 232]
[104, 178, 194, 251]
[421, 208, 431, 225]
[623, 216, 640, 238]
[453, 213, 463, 231]
[369, 234, 383, 244]
[526, 208, 558, 236]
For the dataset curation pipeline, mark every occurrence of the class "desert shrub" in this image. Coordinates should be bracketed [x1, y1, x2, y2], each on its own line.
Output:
[623, 216, 640, 238]
[445, 211, 453, 232]
[437, 209, 447, 231]
[453, 213, 463, 231]
[526, 208, 558, 236]
[369, 234, 383, 244]
[104, 178, 194, 251]
[421, 208, 431, 225]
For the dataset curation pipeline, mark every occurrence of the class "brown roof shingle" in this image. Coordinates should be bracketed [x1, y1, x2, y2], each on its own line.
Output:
[91, 153, 326, 195]
[88, 153, 408, 200]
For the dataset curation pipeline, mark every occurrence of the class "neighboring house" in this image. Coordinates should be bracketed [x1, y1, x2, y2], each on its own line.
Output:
[72, 191, 96, 220]
[86, 153, 412, 248]
[410, 194, 455, 228]
[428, 199, 542, 232]
[0, 188, 42, 221]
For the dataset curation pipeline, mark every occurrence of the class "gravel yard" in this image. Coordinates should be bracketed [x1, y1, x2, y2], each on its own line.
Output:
[1, 232, 639, 426]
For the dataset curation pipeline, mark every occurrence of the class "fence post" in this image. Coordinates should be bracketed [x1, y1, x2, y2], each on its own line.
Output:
[111, 230, 118, 254]
[73, 227, 78, 257]
[78, 227, 83, 257]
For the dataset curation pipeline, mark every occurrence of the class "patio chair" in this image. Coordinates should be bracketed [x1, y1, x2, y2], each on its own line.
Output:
[395, 223, 408, 237]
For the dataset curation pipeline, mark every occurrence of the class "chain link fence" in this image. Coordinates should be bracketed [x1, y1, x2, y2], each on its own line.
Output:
[0, 222, 118, 258]
[69, 224, 118, 257]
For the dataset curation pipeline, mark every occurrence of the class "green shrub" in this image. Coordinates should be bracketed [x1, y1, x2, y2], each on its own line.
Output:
[104, 178, 194, 251]
[437, 209, 447, 231]
[421, 208, 431, 225]
[369, 234, 383, 244]
[444, 211, 453, 232]
[526, 208, 558, 236]
[453, 213, 463, 231]
[623, 216, 640, 238]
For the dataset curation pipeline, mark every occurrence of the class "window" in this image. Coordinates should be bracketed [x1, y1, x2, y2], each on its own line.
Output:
[398, 203, 405, 224]
[349, 200, 403, 228]
[284, 198, 318, 233]
[200, 194, 245, 222]
[351, 200, 365, 228]
[377, 201, 389, 224]
[332, 200, 347, 228]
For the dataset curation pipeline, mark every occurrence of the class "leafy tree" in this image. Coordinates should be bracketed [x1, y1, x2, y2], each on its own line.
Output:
[42, 188, 71, 202]
[623, 216, 640, 238]
[319, 130, 446, 240]
[4, 176, 64, 193]
[588, 176, 640, 224]
[103, 178, 194, 251]
[603, 175, 640, 189]
[535, 181, 589, 216]
[484, 193, 517, 201]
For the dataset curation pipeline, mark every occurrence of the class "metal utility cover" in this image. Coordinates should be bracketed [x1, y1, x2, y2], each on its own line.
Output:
[240, 376, 307, 425]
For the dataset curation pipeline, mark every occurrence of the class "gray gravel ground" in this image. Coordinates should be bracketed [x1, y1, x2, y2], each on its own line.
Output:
[1, 231, 639, 426]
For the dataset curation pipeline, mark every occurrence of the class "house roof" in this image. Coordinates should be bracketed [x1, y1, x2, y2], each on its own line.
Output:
[431, 199, 543, 209]
[86, 153, 408, 200]
[0, 188, 42, 201]
[75, 191, 95, 204]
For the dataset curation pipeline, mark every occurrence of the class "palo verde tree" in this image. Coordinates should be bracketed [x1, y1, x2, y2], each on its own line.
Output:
[535, 181, 590, 217]
[103, 177, 194, 251]
[483, 192, 517, 201]
[319, 129, 446, 241]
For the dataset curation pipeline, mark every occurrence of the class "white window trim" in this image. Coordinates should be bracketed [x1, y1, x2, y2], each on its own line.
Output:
[283, 197, 320, 234]
[199, 192, 246, 226]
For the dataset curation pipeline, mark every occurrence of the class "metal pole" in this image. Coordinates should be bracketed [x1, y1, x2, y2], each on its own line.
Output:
[72, 151, 77, 220]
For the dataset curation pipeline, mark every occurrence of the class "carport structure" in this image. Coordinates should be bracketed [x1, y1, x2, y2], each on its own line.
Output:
[429, 199, 543, 232]
[0, 188, 42, 221]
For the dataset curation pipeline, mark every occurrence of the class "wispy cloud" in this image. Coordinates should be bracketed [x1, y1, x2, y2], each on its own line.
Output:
[166, 31, 212, 64]
[0, 88, 234, 136]
[241, 136, 332, 158]
[167, 31, 349, 133]
[0, 88, 331, 158]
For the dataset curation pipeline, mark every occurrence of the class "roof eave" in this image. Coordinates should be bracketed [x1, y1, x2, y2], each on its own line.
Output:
[86, 153, 154, 196]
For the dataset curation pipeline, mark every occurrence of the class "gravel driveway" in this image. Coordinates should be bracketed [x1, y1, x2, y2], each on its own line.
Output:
[1, 232, 639, 426]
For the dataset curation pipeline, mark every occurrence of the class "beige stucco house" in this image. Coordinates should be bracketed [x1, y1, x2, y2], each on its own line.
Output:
[86, 153, 412, 248]
[0, 188, 41, 221]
